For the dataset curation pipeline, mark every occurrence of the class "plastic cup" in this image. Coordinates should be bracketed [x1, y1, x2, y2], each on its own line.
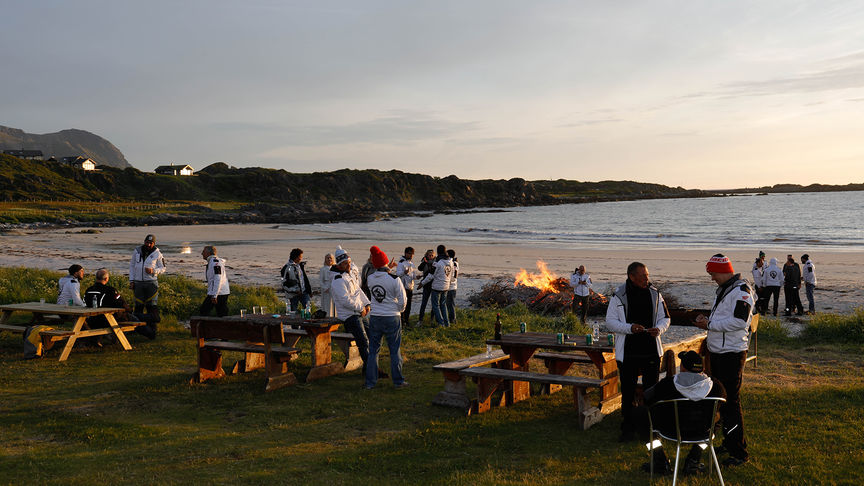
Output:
[240, 309, 247, 319]
[252, 306, 260, 315]
[486, 345, 493, 357]
[260, 306, 267, 315]
[39, 298, 45, 305]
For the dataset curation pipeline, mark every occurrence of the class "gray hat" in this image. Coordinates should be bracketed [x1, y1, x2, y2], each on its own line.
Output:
[144, 234, 156, 244]
[334, 246, 350, 264]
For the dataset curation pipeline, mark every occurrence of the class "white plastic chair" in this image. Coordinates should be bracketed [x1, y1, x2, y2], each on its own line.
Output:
[648, 397, 726, 485]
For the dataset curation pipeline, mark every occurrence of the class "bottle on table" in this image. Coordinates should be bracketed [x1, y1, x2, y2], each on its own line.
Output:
[592, 322, 600, 343]
[494, 313, 502, 340]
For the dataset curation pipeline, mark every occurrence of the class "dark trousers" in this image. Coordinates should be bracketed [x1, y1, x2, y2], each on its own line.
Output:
[784, 284, 803, 315]
[753, 286, 767, 314]
[289, 293, 311, 312]
[573, 294, 590, 323]
[401, 288, 413, 326]
[709, 351, 748, 460]
[417, 284, 432, 322]
[764, 286, 781, 315]
[618, 356, 661, 435]
[200, 294, 229, 317]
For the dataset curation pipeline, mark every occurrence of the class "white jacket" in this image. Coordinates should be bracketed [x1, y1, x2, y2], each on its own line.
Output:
[605, 283, 671, 360]
[448, 261, 459, 291]
[751, 263, 765, 288]
[205, 256, 230, 296]
[129, 246, 166, 283]
[421, 256, 453, 291]
[395, 256, 416, 291]
[330, 269, 370, 319]
[763, 258, 784, 287]
[57, 275, 85, 306]
[367, 269, 407, 316]
[706, 275, 753, 353]
[803, 260, 817, 285]
[570, 272, 592, 297]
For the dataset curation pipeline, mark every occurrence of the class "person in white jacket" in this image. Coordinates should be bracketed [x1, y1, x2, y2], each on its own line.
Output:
[395, 247, 416, 327]
[199, 246, 230, 317]
[694, 254, 752, 466]
[57, 264, 86, 307]
[330, 247, 371, 373]
[129, 234, 165, 323]
[605, 262, 670, 441]
[751, 252, 766, 314]
[762, 257, 783, 316]
[364, 245, 408, 389]
[319, 253, 336, 317]
[570, 265, 592, 323]
[419, 245, 453, 327]
[445, 249, 459, 325]
[801, 254, 817, 313]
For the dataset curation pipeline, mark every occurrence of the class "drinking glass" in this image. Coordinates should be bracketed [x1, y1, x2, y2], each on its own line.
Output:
[260, 306, 268, 316]
[39, 298, 45, 305]
[240, 309, 247, 318]
[252, 306, 260, 315]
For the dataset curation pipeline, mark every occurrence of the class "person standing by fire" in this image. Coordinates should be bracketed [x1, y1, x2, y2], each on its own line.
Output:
[605, 261, 671, 442]
[569, 265, 592, 323]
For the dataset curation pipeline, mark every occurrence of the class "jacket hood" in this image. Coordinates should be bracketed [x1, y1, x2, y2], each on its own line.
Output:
[673, 372, 713, 400]
[769, 257, 778, 265]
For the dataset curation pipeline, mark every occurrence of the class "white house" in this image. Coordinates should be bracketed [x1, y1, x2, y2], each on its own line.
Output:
[155, 163, 194, 176]
[60, 156, 97, 171]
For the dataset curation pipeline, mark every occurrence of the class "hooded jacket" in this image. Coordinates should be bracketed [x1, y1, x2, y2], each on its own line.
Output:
[395, 256, 416, 291]
[803, 259, 817, 285]
[129, 245, 166, 283]
[57, 274, 85, 306]
[751, 262, 765, 288]
[605, 282, 671, 360]
[421, 256, 453, 291]
[763, 258, 784, 287]
[367, 268, 407, 316]
[205, 255, 230, 297]
[706, 274, 754, 353]
[330, 267, 370, 320]
[644, 371, 727, 440]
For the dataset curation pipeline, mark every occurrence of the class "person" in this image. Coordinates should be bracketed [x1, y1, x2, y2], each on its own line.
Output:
[129, 234, 165, 324]
[605, 262, 671, 442]
[801, 254, 817, 314]
[329, 247, 371, 374]
[199, 245, 230, 317]
[395, 247, 416, 327]
[419, 245, 454, 327]
[762, 257, 783, 316]
[642, 351, 727, 476]
[57, 264, 86, 307]
[570, 265, 592, 323]
[281, 248, 311, 312]
[445, 249, 459, 325]
[319, 253, 336, 317]
[751, 253, 766, 315]
[84, 268, 157, 340]
[416, 249, 435, 324]
[693, 254, 752, 466]
[782, 254, 803, 316]
[364, 246, 408, 389]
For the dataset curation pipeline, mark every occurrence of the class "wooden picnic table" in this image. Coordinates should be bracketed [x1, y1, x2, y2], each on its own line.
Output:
[0, 302, 132, 361]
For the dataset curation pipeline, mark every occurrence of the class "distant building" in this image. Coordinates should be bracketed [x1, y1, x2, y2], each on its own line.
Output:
[3, 149, 44, 160]
[60, 156, 97, 171]
[155, 163, 194, 176]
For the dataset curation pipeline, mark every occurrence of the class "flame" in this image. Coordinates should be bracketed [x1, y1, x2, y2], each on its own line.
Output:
[514, 260, 560, 294]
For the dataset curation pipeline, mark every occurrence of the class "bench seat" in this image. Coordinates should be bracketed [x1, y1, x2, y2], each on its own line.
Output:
[203, 340, 300, 358]
[431, 350, 510, 409]
[534, 351, 596, 394]
[283, 327, 362, 372]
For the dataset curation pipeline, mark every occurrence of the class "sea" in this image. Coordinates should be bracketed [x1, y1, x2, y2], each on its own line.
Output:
[298, 191, 864, 251]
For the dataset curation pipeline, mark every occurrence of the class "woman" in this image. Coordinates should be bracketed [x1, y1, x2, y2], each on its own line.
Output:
[319, 253, 336, 316]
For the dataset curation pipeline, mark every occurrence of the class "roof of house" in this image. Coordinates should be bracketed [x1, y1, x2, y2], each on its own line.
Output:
[155, 164, 194, 171]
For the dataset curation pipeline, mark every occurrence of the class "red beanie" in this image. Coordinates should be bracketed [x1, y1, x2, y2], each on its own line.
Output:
[706, 254, 734, 274]
[370, 245, 389, 269]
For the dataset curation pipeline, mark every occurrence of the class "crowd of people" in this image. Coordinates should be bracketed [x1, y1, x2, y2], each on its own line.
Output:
[750, 251, 817, 316]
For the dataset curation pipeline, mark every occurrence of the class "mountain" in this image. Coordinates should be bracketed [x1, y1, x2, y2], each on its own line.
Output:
[0, 125, 131, 169]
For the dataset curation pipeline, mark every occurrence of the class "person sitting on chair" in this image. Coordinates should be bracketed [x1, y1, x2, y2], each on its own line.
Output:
[642, 351, 727, 476]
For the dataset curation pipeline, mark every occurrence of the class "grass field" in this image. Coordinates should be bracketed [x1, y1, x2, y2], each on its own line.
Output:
[1, 268, 862, 485]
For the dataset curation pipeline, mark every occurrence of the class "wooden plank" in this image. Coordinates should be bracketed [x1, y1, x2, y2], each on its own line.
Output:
[459, 367, 607, 388]
[535, 352, 593, 364]
[203, 341, 299, 356]
[433, 350, 510, 371]
[0, 324, 28, 333]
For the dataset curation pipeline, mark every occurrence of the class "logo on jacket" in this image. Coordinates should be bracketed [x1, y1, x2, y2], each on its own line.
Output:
[769, 271, 778, 279]
[371, 285, 387, 303]
[444, 266, 452, 277]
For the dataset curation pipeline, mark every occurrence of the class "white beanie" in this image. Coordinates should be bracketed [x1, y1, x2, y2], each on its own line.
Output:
[334, 246, 350, 264]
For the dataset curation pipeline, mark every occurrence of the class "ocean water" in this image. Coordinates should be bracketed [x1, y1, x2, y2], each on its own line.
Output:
[299, 191, 864, 251]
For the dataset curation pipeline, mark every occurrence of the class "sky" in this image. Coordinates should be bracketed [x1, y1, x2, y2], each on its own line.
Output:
[2, 0, 864, 189]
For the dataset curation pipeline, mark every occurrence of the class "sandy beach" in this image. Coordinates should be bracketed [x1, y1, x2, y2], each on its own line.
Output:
[1, 223, 861, 315]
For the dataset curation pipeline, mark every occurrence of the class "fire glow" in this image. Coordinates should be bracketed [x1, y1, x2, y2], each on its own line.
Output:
[514, 260, 561, 294]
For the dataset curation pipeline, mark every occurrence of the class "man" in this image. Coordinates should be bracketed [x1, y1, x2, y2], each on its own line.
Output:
[801, 254, 817, 314]
[85, 268, 157, 339]
[605, 262, 671, 441]
[445, 249, 459, 325]
[762, 257, 783, 316]
[395, 247, 416, 327]
[281, 248, 311, 311]
[751, 252, 766, 315]
[365, 246, 408, 389]
[420, 245, 453, 327]
[694, 254, 752, 466]
[642, 351, 727, 476]
[570, 265, 592, 323]
[57, 264, 86, 306]
[416, 249, 435, 324]
[329, 247, 371, 374]
[129, 234, 165, 323]
[782, 254, 803, 316]
[199, 245, 230, 317]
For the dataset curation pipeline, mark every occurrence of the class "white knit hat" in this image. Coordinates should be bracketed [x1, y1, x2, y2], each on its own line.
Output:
[334, 246, 350, 264]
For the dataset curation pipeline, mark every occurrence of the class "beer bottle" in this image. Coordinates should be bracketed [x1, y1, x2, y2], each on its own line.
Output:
[494, 313, 502, 340]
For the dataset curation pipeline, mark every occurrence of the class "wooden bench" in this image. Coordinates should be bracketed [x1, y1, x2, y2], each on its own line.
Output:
[190, 318, 300, 392]
[283, 328, 363, 372]
[459, 367, 608, 430]
[1, 322, 142, 354]
[432, 350, 510, 410]
[534, 351, 596, 394]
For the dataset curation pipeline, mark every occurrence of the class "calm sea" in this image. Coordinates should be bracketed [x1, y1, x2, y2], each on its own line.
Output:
[299, 191, 864, 251]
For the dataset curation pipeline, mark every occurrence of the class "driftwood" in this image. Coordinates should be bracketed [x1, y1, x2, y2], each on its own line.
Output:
[468, 276, 609, 315]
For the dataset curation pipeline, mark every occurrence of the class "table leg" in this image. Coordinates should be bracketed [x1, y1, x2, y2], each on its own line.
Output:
[58, 317, 88, 361]
[587, 350, 622, 414]
[0, 310, 11, 325]
[304, 325, 343, 382]
[501, 346, 535, 405]
[104, 313, 133, 350]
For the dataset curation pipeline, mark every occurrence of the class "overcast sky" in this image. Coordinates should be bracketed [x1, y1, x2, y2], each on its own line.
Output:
[2, 0, 864, 189]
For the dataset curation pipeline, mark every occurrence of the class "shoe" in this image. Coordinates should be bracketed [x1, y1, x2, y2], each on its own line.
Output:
[640, 460, 672, 475]
[722, 456, 748, 467]
[394, 382, 410, 389]
[682, 458, 706, 475]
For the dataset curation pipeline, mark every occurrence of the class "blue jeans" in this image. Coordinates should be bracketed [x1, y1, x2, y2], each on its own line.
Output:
[342, 315, 369, 365]
[805, 283, 815, 313]
[365, 315, 405, 388]
[431, 290, 449, 327]
[290, 293, 311, 312]
[418, 284, 432, 321]
[445, 289, 456, 324]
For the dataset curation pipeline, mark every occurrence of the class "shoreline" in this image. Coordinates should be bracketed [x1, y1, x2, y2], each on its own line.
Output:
[1, 223, 860, 315]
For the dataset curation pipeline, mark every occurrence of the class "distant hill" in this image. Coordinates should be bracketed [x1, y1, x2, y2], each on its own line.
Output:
[0, 125, 131, 169]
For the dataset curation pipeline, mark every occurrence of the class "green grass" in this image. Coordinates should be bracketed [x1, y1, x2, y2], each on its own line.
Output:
[1, 268, 863, 485]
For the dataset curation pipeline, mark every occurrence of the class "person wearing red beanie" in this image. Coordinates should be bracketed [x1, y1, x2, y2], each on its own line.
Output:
[370, 246, 389, 269]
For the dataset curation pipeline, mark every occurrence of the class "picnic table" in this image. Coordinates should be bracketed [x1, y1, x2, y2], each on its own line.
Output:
[0, 302, 135, 361]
